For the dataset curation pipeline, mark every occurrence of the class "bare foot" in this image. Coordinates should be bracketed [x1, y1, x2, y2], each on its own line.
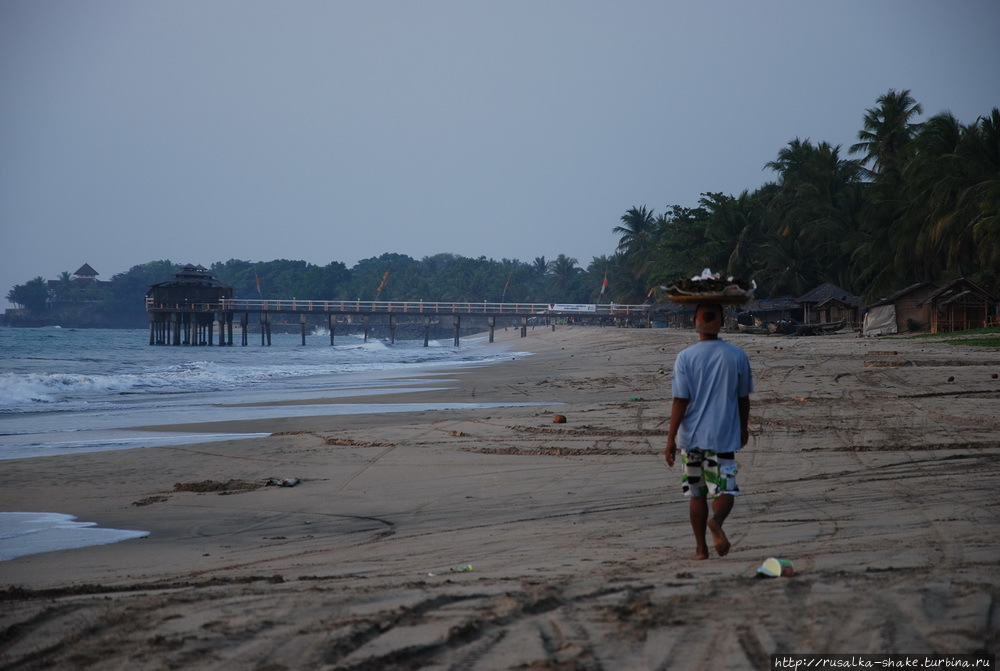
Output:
[692, 551, 709, 561]
[707, 518, 730, 557]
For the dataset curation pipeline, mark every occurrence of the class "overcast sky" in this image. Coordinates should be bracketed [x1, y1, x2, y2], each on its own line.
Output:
[2, 0, 998, 306]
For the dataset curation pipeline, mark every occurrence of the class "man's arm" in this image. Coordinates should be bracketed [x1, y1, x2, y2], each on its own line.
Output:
[738, 396, 750, 447]
[665, 397, 689, 467]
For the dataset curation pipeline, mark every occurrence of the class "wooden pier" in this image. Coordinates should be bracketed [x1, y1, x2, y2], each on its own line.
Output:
[145, 297, 652, 347]
[145, 265, 651, 347]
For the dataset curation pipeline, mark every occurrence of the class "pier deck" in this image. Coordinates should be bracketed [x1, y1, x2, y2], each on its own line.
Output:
[145, 298, 652, 346]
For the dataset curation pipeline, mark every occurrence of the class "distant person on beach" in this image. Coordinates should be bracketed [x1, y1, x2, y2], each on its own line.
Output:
[665, 303, 753, 560]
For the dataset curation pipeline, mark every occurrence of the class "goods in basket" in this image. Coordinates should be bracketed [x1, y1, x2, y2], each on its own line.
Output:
[664, 269, 755, 304]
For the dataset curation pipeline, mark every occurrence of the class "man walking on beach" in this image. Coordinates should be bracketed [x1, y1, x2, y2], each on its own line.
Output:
[665, 303, 753, 560]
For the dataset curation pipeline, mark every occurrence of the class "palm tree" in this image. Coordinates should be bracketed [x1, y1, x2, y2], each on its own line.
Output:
[899, 112, 967, 278]
[586, 255, 613, 303]
[753, 234, 814, 297]
[590, 252, 647, 303]
[613, 206, 658, 277]
[648, 204, 711, 286]
[905, 109, 1000, 281]
[547, 254, 582, 299]
[849, 90, 925, 297]
[850, 88, 923, 179]
[51, 271, 75, 302]
[764, 139, 864, 290]
[700, 191, 767, 281]
[967, 109, 1000, 278]
[7, 277, 50, 312]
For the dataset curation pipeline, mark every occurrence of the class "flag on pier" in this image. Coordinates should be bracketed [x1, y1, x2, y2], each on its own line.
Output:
[376, 268, 391, 297]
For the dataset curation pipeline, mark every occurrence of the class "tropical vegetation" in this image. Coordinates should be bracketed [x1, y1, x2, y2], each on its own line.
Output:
[5, 90, 998, 326]
[614, 91, 999, 303]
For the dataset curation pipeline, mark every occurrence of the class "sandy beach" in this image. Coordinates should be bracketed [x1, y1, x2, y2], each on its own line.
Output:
[2, 324, 998, 669]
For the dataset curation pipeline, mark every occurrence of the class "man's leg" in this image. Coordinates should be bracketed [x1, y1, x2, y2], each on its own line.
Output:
[707, 494, 734, 557]
[689, 496, 710, 560]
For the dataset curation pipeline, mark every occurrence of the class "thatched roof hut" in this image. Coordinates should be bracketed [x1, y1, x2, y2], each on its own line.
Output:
[922, 278, 997, 333]
[146, 264, 233, 308]
[797, 282, 861, 327]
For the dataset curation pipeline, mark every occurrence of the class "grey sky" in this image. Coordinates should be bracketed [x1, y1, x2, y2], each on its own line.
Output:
[2, 0, 998, 306]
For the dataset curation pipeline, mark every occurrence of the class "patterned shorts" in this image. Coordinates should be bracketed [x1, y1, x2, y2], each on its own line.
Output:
[680, 449, 739, 498]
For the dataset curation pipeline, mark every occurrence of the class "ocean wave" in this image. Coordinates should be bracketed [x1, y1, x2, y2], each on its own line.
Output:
[0, 372, 129, 405]
[0, 365, 285, 408]
[0, 349, 446, 409]
[0, 329, 531, 416]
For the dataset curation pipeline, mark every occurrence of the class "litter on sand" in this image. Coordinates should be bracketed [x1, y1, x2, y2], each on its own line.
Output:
[757, 557, 794, 577]
[266, 477, 300, 487]
[427, 564, 474, 577]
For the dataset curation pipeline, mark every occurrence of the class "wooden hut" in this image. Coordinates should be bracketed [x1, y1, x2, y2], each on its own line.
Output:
[741, 296, 800, 326]
[650, 301, 689, 328]
[863, 282, 937, 336]
[797, 283, 860, 328]
[146, 264, 234, 345]
[923, 278, 997, 333]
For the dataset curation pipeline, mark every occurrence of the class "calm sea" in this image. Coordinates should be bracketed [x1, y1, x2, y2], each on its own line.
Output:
[0, 326, 534, 461]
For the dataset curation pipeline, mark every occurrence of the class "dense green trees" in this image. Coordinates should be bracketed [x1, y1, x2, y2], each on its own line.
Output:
[615, 91, 999, 302]
[6, 90, 997, 327]
[4, 253, 609, 326]
[6, 277, 49, 313]
[209, 258, 352, 301]
[205, 252, 610, 307]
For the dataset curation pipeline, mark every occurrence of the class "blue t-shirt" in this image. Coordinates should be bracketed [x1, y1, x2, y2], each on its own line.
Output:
[671, 339, 753, 452]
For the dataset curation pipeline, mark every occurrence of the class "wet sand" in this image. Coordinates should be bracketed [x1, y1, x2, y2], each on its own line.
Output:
[2, 325, 999, 669]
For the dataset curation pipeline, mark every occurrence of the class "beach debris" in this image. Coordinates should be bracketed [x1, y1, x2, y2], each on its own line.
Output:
[132, 495, 170, 507]
[757, 557, 795, 577]
[324, 437, 395, 447]
[428, 565, 472, 576]
[552, 414, 567, 423]
[266, 477, 300, 487]
[173, 479, 262, 494]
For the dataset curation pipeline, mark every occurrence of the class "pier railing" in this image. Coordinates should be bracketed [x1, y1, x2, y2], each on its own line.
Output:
[145, 298, 652, 346]
[145, 298, 651, 317]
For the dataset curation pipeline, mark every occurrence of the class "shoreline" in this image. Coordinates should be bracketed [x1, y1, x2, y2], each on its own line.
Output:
[2, 325, 998, 667]
[0, 329, 537, 461]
